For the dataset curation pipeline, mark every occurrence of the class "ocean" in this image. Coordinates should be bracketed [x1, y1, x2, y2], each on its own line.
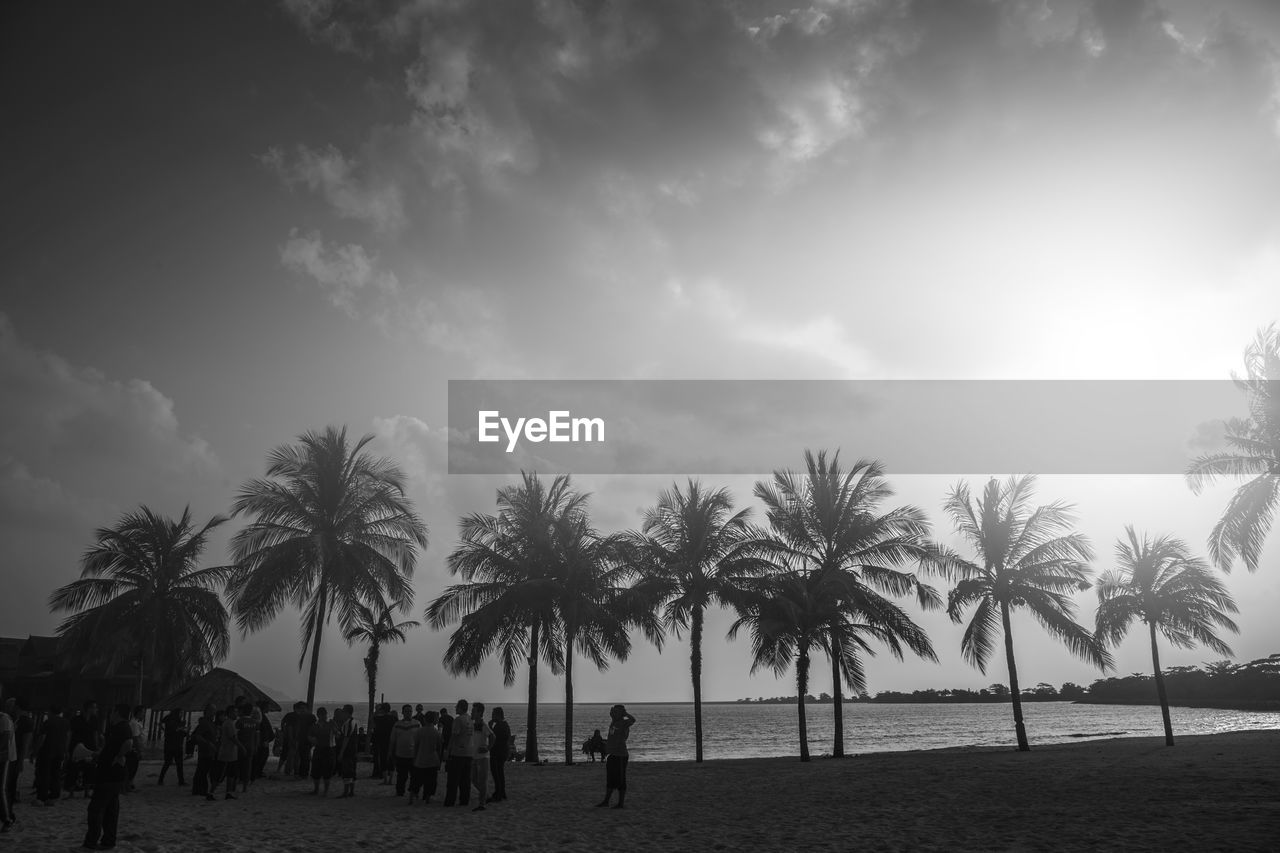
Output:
[303, 700, 1280, 762]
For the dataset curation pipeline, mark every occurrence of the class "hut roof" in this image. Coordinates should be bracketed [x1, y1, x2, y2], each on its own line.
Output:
[156, 667, 282, 712]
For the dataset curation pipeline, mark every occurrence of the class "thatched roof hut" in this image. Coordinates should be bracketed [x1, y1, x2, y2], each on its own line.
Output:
[156, 667, 282, 712]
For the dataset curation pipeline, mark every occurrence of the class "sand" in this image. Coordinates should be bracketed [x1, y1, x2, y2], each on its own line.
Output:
[7, 730, 1278, 852]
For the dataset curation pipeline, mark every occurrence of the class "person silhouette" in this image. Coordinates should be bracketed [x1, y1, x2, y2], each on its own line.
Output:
[595, 705, 635, 809]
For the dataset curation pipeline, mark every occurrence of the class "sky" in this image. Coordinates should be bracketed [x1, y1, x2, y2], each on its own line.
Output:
[2, 0, 1279, 706]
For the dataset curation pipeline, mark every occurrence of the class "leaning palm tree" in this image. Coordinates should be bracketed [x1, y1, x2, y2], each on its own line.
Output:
[937, 475, 1111, 751]
[427, 472, 586, 765]
[227, 426, 428, 707]
[49, 506, 232, 704]
[755, 452, 940, 758]
[628, 480, 763, 762]
[344, 599, 419, 735]
[1186, 324, 1280, 572]
[1095, 527, 1238, 746]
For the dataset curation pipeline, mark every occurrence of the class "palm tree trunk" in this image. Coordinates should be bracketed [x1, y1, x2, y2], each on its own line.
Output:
[1149, 621, 1174, 746]
[797, 644, 810, 762]
[691, 605, 704, 763]
[305, 584, 327, 708]
[1000, 601, 1029, 751]
[365, 644, 379, 741]
[136, 654, 145, 708]
[526, 622, 540, 765]
[564, 631, 574, 766]
[831, 646, 844, 758]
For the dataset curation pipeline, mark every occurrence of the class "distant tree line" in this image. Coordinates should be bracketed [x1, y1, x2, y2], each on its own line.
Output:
[736, 656, 1280, 710]
[1084, 656, 1280, 711]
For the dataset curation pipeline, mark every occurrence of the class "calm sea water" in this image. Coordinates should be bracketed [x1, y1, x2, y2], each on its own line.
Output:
[306, 701, 1280, 762]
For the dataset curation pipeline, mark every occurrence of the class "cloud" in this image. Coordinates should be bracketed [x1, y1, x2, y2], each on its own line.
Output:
[280, 229, 400, 316]
[262, 144, 406, 233]
[0, 313, 225, 631]
[267, 0, 1280, 384]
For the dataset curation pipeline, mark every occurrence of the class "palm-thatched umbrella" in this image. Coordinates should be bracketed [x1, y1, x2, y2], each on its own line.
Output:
[156, 667, 282, 712]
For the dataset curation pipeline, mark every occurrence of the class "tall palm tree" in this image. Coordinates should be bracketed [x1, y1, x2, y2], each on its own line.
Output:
[49, 506, 232, 703]
[938, 475, 1111, 751]
[427, 472, 586, 765]
[1186, 324, 1280, 572]
[629, 480, 763, 762]
[226, 426, 428, 706]
[1094, 527, 1238, 746]
[344, 600, 420, 735]
[755, 452, 940, 758]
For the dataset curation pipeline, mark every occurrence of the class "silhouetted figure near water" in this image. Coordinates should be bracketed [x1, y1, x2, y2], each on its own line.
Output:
[309, 707, 335, 796]
[337, 705, 359, 798]
[443, 699, 472, 806]
[409, 710, 441, 804]
[583, 730, 605, 762]
[596, 705, 635, 809]
[489, 707, 510, 801]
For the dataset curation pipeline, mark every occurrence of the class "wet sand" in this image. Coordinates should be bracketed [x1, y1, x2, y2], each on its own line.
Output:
[10, 730, 1278, 852]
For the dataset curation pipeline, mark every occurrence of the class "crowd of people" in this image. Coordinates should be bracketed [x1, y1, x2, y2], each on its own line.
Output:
[0, 686, 637, 849]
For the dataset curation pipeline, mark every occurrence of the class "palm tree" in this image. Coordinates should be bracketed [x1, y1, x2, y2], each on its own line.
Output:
[628, 480, 763, 762]
[754, 452, 940, 758]
[727, 570, 825, 761]
[344, 599, 419, 735]
[1186, 324, 1280, 572]
[49, 506, 232, 703]
[938, 475, 1111, 751]
[1094, 527, 1238, 746]
[427, 472, 586, 765]
[550, 511, 658, 765]
[226, 426, 428, 707]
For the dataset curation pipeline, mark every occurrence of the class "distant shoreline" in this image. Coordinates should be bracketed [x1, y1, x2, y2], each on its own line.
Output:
[313, 698, 1280, 712]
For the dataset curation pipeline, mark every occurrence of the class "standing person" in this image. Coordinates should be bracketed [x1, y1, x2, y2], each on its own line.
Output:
[442, 699, 472, 807]
[217, 704, 244, 800]
[413, 705, 427, 727]
[66, 700, 100, 797]
[372, 704, 395, 783]
[234, 704, 257, 793]
[489, 707, 511, 802]
[33, 705, 70, 807]
[190, 706, 218, 800]
[595, 704, 636, 809]
[469, 703, 494, 812]
[125, 706, 144, 793]
[336, 705, 359, 798]
[408, 711, 441, 805]
[437, 707, 453, 761]
[158, 708, 187, 786]
[276, 704, 297, 776]
[82, 703, 133, 850]
[0, 691, 15, 832]
[252, 701, 274, 781]
[7, 698, 32, 808]
[308, 708, 335, 796]
[295, 703, 316, 778]
[388, 705, 420, 797]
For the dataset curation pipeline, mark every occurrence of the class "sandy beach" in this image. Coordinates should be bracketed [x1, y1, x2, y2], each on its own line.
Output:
[7, 730, 1277, 852]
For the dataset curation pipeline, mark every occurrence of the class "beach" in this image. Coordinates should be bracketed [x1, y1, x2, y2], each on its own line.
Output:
[9, 730, 1277, 852]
